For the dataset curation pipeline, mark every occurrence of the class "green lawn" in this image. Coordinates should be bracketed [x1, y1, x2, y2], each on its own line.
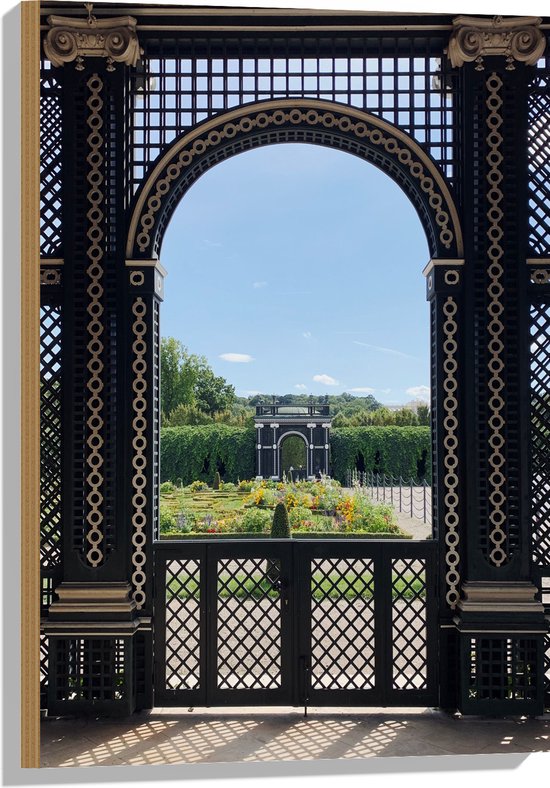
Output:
[167, 570, 425, 601]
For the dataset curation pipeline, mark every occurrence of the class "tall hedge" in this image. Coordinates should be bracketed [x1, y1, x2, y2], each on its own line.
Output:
[160, 425, 432, 486]
[331, 427, 431, 483]
[161, 425, 255, 485]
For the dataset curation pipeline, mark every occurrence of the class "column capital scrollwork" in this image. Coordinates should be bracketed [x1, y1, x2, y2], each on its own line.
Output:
[44, 12, 142, 71]
[447, 15, 546, 71]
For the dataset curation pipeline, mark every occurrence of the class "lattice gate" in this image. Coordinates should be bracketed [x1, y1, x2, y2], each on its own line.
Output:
[154, 540, 438, 708]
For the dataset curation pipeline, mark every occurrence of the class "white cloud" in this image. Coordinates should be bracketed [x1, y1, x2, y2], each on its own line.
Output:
[406, 385, 430, 401]
[219, 353, 254, 363]
[241, 389, 261, 396]
[253, 281, 267, 289]
[348, 387, 375, 394]
[353, 341, 419, 361]
[302, 331, 312, 340]
[313, 374, 339, 386]
[199, 239, 222, 249]
[295, 383, 307, 390]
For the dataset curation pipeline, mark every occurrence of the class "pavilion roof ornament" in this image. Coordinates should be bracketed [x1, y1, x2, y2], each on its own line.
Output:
[44, 3, 142, 71]
[447, 15, 546, 71]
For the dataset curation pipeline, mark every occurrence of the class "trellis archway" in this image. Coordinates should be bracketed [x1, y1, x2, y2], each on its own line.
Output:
[36, 5, 550, 722]
[126, 98, 463, 262]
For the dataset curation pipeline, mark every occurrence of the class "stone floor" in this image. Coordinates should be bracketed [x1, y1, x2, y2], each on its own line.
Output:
[40, 706, 550, 768]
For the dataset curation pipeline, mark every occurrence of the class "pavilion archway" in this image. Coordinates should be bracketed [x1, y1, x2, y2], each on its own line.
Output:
[126, 98, 463, 262]
[38, 6, 550, 719]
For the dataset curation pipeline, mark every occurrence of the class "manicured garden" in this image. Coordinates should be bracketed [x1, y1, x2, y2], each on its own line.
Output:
[159, 475, 409, 538]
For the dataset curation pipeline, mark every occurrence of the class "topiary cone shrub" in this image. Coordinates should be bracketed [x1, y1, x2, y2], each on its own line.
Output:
[271, 502, 290, 538]
[213, 470, 221, 490]
[266, 502, 290, 584]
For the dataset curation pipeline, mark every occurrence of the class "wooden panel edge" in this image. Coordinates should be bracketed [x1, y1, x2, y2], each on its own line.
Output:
[20, 0, 41, 770]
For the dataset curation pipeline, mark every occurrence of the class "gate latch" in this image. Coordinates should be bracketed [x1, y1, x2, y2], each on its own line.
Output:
[271, 578, 289, 608]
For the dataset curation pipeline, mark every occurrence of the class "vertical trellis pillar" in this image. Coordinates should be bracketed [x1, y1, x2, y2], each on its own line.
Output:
[42, 12, 144, 715]
[125, 259, 165, 710]
[449, 15, 547, 715]
[424, 258, 465, 710]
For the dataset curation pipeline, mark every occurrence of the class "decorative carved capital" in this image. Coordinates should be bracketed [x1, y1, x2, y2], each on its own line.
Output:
[447, 15, 546, 71]
[44, 13, 142, 71]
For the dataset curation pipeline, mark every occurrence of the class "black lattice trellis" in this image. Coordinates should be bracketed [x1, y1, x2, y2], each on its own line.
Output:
[310, 557, 375, 690]
[392, 558, 428, 690]
[128, 36, 457, 197]
[529, 69, 550, 255]
[40, 60, 62, 257]
[165, 559, 201, 690]
[216, 558, 282, 689]
[40, 305, 62, 570]
[531, 303, 550, 566]
[40, 634, 49, 704]
[53, 638, 128, 703]
[469, 637, 538, 702]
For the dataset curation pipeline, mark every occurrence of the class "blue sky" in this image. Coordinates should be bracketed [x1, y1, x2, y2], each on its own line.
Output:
[160, 143, 430, 405]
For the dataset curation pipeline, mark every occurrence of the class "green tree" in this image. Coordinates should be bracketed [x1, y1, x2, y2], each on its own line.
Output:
[161, 337, 236, 421]
[194, 361, 236, 416]
[417, 404, 430, 426]
[165, 403, 213, 426]
[160, 337, 200, 417]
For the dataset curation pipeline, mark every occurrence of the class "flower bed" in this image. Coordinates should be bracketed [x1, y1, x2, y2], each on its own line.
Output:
[160, 476, 408, 538]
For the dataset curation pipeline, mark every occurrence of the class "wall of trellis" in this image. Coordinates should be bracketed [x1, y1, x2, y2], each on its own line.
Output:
[38, 7, 550, 716]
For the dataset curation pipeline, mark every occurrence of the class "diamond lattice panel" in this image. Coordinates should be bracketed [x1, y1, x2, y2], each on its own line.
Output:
[392, 558, 428, 690]
[40, 305, 62, 568]
[40, 634, 49, 696]
[217, 558, 282, 690]
[310, 557, 375, 690]
[40, 67, 62, 256]
[165, 559, 201, 690]
[531, 304, 550, 566]
[528, 76, 550, 255]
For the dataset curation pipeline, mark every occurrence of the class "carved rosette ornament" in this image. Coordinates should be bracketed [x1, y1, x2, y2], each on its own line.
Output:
[44, 13, 142, 71]
[447, 15, 546, 71]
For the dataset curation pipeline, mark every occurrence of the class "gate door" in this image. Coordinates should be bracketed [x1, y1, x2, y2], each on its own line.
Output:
[296, 541, 439, 707]
[154, 539, 438, 707]
[155, 541, 294, 707]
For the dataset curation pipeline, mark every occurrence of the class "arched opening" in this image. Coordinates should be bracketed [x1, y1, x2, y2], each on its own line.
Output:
[158, 138, 435, 538]
[128, 99, 462, 262]
[280, 434, 308, 480]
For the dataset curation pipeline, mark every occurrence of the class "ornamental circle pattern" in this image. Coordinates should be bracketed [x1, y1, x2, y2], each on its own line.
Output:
[134, 105, 455, 256]
[85, 74, 106, 569]
[40, 268, 62, 286]
[130, 270, 145, 286]
[442, 296, 461, 608]
[485, 73, 507, 568]
[531, 268, 550, 284]
[131, 297, 147, 610]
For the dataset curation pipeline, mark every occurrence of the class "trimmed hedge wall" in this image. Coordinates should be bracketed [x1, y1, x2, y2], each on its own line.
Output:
[161, 425, 255, 484]
[331, 427, 431, 483]
[160, 425, 431, 485]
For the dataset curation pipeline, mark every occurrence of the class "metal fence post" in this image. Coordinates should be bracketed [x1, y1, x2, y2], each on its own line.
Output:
[423, 478, 427, 524]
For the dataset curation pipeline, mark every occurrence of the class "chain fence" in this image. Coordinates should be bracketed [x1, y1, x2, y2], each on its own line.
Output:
[345, 469, 432, 524]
